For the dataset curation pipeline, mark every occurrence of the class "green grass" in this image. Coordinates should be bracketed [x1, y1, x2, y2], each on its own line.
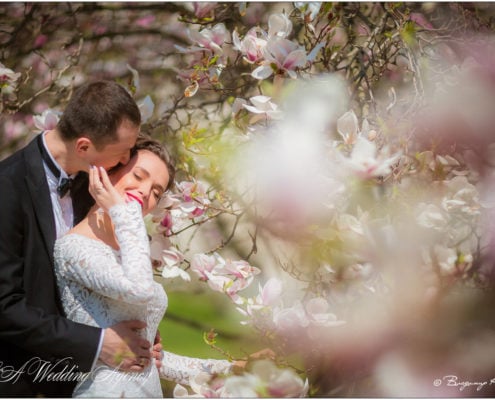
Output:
[157, 289, 263, 396]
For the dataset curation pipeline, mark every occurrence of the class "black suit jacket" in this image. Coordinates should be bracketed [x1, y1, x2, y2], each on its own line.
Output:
[0, 135, 101, 397]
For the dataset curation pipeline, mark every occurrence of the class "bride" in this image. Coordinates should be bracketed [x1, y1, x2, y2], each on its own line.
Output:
[54, 135, 236, 397]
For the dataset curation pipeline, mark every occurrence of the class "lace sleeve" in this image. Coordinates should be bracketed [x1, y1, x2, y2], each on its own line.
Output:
[55, 201, 154, 304]
[159, 350, 233, 385]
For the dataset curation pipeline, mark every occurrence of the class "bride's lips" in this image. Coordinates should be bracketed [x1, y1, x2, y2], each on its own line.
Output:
[126, 192, 143, 207]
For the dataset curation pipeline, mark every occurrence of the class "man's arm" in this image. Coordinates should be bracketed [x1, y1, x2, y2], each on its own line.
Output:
[0, 174, 152, 372]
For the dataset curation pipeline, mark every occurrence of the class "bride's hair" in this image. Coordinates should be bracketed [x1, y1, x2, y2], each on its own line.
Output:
[133, 133, 176, 192]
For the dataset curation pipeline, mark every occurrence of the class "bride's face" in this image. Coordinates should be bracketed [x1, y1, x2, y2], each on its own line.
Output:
[109, 149, 170, 215]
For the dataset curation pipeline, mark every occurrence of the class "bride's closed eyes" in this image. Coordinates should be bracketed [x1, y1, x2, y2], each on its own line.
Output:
[110, 149, 170, 215]
[132, 166, 165, 200]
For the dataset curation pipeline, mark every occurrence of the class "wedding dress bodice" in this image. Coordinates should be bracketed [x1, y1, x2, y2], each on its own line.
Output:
[54, 202, 231, 398]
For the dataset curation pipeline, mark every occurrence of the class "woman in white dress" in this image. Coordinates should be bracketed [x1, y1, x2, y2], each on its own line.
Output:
[54, 136, 235, 397]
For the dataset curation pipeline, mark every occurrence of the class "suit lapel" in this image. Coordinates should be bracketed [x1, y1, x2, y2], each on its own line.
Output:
[24, 135, 56, 264]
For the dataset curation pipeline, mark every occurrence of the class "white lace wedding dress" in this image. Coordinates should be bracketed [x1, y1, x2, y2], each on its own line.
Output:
[54, 201, 232, 398]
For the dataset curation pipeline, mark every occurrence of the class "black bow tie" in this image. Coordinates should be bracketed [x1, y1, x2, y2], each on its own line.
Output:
[37, 133, 74, 198]
[57, 177, 73, 197]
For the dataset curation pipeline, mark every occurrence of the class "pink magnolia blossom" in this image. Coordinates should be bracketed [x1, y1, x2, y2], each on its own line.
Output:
[0, 62, 21, 91]
[159, 211, 173, 236]
[193, 2, 217, 19]
[34, 34, 48, 48]
[190, 253, 217, 281]
[410, 12, 434, 30]
[259, 277, 282, 306]
[187, 23, 230, 55]
[173, 371, 227, 398]
[273, 301, 309, 329]
[176, 180, 210, 219]
[233, 27, 267, 64]
[217, 259, 260, 280]
[252, 37, 307, 80]
[33, 109, 61, 131]
[191, 253, 259, 301]
[161, 247, 185, 268]
[236, 277, 283, 324]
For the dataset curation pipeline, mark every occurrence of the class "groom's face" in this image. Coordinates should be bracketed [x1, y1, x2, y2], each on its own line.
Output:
[88, 119, 139, 171]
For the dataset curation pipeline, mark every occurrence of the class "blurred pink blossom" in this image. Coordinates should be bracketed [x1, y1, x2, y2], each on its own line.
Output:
[341, 136, 400, 179]
[135, 15, 155, 27]
[34, 34, 48, 48]
[0, 62, 21, 87]
[193, 2, 217, 19]
[223, 360, 309, 397]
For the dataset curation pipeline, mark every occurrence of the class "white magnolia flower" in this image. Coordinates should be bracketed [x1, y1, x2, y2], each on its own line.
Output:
[0, 62, 21, 92]
[416, 203, 448, 231]
[224, 360, 309, 398]
[343, 136, 400, 179]
[337, 110, 360, 145]
[295, 2, 322, 22]
[305, 297, 346, 327]
[442, 176, 480, 216]
[126, 64, 140, 91]
[161, 266, 190, 281]
[33, 109, 61, 131]
[267, 13, 293, 38]
[433, 244, 458, 275]
[242, 95, 283, 119]
[138, 95, 154, 123]
[162, 247, 185, 268]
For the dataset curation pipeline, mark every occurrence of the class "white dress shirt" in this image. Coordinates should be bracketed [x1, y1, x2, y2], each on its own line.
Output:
[40, 132, 104, 370]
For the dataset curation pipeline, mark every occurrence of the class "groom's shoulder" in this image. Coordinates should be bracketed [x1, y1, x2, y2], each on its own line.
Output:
[0, 135, 38, 176]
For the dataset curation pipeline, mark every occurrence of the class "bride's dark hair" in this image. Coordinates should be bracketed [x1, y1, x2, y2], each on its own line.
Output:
[132, 133, 175, 192]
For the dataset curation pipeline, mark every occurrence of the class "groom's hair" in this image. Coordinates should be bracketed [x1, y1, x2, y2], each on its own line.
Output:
[134, 133, 175, 192]
[57, 80, 141, 150]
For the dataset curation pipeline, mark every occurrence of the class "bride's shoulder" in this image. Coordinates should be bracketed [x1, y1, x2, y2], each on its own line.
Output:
[54, 232, 114, 258]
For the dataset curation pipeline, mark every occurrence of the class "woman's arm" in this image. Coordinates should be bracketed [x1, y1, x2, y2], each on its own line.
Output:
[159, 350, 233, 386]
[54, 201, 155, 304]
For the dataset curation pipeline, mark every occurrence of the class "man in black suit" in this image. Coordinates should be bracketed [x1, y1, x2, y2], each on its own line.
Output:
[0, 81, 159, 396]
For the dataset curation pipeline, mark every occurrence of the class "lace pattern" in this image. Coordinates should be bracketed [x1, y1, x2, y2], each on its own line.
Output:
[54, 201, 232, 398]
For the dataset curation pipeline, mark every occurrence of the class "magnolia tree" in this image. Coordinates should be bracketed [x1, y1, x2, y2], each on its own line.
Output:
[2, 2, 495, 397]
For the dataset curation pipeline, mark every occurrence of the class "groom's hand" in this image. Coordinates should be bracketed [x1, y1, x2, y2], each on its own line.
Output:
[100, 320, 152, 372]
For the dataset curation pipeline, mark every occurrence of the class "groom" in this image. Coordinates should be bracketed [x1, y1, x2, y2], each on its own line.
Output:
[0, 81, 159, 397]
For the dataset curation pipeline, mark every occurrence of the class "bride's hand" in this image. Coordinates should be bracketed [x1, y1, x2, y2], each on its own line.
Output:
[88, 166, 125, 212]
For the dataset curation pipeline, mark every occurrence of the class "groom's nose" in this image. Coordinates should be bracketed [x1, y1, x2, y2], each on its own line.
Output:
[119, 151, 131, 166]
